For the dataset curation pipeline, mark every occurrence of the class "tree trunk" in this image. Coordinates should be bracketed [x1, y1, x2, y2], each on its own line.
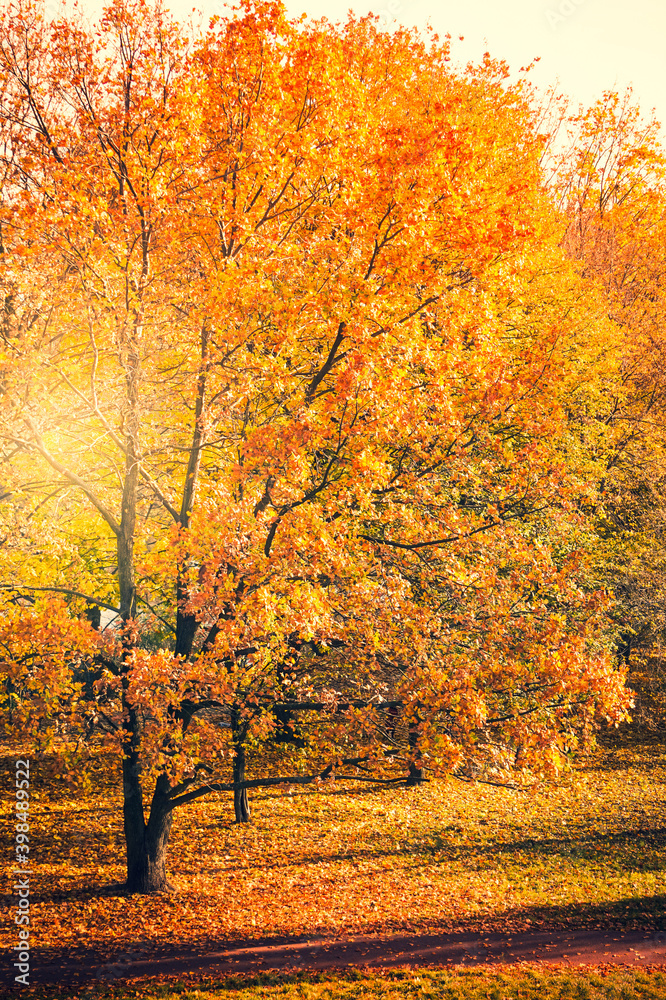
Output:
[230, 708, 251, 823]
[406, 720, 423, 786]
[406, 760, 423, 786]
[124, 772, 174, 893]
[233, 739, 251, 823]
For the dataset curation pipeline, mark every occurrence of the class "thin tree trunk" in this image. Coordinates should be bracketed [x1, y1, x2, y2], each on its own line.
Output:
[406, 720, 423, 786]
[233, 739, 251, 823]
[231, 709, 251, 823]
[175, 321, 209, 659]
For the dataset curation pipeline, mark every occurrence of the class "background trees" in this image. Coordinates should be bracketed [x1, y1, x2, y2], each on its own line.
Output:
[555, 91, 666, 720]
[0, 0, 630, 892]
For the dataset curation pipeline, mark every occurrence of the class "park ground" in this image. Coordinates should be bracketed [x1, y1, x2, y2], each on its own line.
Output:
[2, 730, 666, 997]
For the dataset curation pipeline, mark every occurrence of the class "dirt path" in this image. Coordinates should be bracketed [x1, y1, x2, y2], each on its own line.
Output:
[27, 926, 666, 988]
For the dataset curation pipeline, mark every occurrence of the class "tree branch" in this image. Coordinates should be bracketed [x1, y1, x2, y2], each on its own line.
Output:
[21, 417, 121, 535]
[0, 584, 121, 615]
[370, 295, 441, 338]
[451, 771, 527, 791]
[180, 321, 209, 527]
[264, 698, 403, 712]
[305, 321, 347, 402]
[167, 755, 405, 811]
[48, 360, 181, 523]
[358, 518, 501, 550]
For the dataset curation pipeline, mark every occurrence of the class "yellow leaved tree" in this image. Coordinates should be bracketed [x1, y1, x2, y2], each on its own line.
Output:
[0, 0, 628, 891]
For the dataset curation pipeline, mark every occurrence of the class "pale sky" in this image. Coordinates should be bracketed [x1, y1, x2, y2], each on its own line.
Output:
[61, 0, 666, 129]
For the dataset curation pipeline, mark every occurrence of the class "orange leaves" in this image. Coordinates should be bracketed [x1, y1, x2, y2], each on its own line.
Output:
[0, 0, 638, 890]
[0, 597, 99, 737]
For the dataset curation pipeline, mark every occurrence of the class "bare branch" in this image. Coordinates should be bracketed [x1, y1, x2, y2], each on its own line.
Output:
[0, 584, 120, 614]
[47, 353, 181, 522]
[21, 417, 121, 535]
[167, 755, 406, 811]
[305, 321, 347, 402]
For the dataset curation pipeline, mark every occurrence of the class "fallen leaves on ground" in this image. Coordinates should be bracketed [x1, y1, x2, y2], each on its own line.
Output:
[1, 735, 665, 965]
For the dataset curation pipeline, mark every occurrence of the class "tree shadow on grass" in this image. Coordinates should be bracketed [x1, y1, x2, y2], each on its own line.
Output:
[426, 824, 666, 863]
[30, 817, 665, 883]
[495, 892, 666, 931]
[0, 880, 133, 906]
[189, 819, 666, 875]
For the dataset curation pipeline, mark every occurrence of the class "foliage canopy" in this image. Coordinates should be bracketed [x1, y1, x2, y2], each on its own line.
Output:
[0, 0, 633, 890]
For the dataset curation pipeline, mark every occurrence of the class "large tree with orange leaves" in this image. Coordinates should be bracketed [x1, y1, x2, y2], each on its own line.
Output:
[0, 0, 628, 892]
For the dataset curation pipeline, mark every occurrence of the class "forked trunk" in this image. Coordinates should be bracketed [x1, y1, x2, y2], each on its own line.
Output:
[123, 769, 174, 893]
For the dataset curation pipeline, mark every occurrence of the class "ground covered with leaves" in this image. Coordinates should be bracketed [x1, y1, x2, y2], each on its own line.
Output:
[2, 734, 665, 974]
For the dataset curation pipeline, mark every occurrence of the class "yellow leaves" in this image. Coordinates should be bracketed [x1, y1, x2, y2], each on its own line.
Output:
[0, 0, 642, 892]
[0, 597, 98, 729]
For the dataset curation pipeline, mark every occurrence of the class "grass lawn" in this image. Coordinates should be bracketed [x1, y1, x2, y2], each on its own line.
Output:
[19, 969, 666, 999]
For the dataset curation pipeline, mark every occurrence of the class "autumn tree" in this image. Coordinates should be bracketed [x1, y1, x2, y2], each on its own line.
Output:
[555, 90, 666, 703]
[0, 0, 629, 892]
